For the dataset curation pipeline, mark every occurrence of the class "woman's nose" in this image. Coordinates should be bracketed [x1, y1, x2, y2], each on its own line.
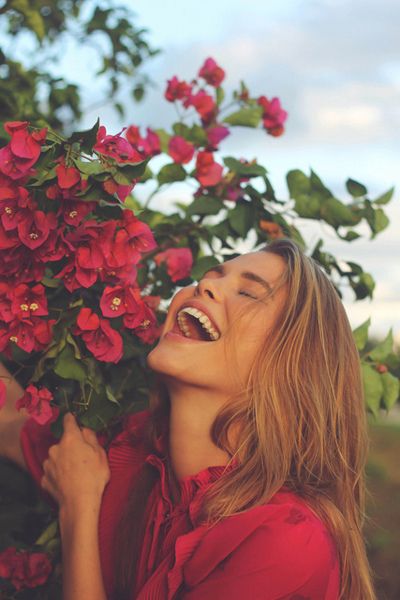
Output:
[194, 277, 221, 301]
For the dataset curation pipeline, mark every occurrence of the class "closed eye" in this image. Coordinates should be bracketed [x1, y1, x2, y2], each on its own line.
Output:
[238, 290, 258, 300]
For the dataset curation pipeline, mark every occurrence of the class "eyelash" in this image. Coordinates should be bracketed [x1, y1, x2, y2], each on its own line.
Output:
[238, 290, 258, 300]
[199, 276, 258, 300]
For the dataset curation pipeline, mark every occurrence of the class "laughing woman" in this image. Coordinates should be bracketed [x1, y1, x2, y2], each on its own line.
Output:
[0, 239, 376, 600]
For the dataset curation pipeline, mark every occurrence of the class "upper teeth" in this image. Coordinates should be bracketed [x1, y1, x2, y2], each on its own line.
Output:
[177, 307, 220, 341]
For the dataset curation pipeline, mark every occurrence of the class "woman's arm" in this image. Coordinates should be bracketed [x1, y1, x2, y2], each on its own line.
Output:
[41, 413, 110, 600]
[0, 362, 28, 469]
[59, 503, 107, 600]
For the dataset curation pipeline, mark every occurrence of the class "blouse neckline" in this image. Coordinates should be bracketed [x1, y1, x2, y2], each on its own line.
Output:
[142, 419, 239, 514]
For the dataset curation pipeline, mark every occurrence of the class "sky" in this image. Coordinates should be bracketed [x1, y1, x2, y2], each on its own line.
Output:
[5, 0, 400, 340]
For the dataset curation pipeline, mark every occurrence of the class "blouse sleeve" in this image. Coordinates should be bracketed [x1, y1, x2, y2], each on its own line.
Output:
[180, 503, 340, 600]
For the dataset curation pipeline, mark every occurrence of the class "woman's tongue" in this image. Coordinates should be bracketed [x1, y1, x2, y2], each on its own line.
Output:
[186, 317, 209, 341]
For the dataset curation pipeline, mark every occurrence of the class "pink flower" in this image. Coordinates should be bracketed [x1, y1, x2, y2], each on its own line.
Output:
[17, 210, 57, 250]
[0, 282, 13, 322]
[0, 121, 46, 180]
[125, 126, 161, 158]
[198, 57, 225, 87]
[16, 384, 58, 426]
[257, 96, 288, 137]
[75, 308, 124, 363]
[103, 177, 135, 202]
[0, 546, 52, 591]
[184, 90, 216, 124]
[168, 136, 195, 164]
[154, 247, 193, 282]
[195, 151, 223, 187]
[206, 125, 230, 148]
[11, 283, 48, 320]
[0, 183, 31, 231]
[1, 318, 54, 354]
[124, 296, 160, 344]
[94, 126, 138, 163]
[56, 163, 81, 189]
[100, 284, 141, 318]
[165, 76, 192, 102]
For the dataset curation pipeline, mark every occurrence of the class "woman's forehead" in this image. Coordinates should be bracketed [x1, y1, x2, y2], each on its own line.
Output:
[226, 251, 286, 281]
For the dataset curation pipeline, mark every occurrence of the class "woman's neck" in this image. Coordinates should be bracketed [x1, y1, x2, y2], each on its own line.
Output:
[166, 383, 231, 482]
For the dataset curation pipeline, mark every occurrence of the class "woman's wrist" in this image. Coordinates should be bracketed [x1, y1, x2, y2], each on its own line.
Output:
[59, 499, 102, 533]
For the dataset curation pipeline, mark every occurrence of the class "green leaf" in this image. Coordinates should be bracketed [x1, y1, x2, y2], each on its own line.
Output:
[223, 106, 263, 128]
[369, 329, 394, 363]
[105, 385, 120, 405]
[373, 187, 394, 205]
[338, 230, 361, 242]
[310, 170, 331, 197]
[132, 84, 145, 102]
[35, 520, 59, 547]
[154, 129, 171, 153]
[320, 197, 357, 228]
[352, 272, 375, 299]
[294, 193, 321, 219]
[29, 167, 56, 187]
[66, 333, 82, 360]
[10, 0, 45, 41]
[41, 276, 61, 288]
[123, 195, 142, 212]
[216, 87, 225, 106]
[381, 372, 399, 410]
[352, 318, 371, 351]
[191, 255, 220, 280]
[157, 163, 187, 185]
[363, 200, 390, 238]
[54, 345, 86, 382]
[173, 122, 190, 138]
[223, 157, 267, 177]
[346, 178, 367, 197]
[286, 170, 311, 197]
[173, 123, 207, 146]
[361, 363, 383, 416]
[69, 119, 100, 154]
[188, 124, 208, 146]
[373, 208, 390, 235]
[187, 196, 222, 216]
[113, 159, 149, 184]
[228, 200, 255, 237]
[75, 159, 106, 177]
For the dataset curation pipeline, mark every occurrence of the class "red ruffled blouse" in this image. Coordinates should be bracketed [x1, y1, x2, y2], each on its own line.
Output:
[20, 409, 340, 599]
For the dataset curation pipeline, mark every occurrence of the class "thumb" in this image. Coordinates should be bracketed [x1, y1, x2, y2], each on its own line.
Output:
[63, 412, 80, 434]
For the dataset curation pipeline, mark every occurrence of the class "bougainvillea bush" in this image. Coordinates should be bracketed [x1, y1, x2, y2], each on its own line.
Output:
[0, 58, 398, 597]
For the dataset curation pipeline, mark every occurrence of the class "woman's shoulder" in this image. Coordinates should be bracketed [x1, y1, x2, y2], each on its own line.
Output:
[173, 488, 340, 600]
[184, 487, 338, 587]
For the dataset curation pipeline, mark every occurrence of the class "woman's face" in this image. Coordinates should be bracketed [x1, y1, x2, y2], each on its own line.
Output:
[147, 251, 287, 395]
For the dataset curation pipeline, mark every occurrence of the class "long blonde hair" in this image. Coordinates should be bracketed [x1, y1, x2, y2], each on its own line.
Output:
[114, 238, 376, 600]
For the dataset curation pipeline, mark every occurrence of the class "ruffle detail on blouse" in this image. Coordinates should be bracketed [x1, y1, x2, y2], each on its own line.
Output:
[167, 524, 211, 600]
[145, 452, 239, 518]
[182, 503, 286, 588]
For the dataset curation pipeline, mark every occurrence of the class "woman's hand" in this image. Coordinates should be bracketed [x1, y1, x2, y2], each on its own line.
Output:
[41, 413, 110, 512]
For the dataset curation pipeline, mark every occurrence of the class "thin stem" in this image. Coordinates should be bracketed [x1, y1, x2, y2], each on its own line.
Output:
[143, 184, 162, 209]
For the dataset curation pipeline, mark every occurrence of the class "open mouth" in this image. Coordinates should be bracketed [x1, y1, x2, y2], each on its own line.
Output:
[175, 306, 220, 342]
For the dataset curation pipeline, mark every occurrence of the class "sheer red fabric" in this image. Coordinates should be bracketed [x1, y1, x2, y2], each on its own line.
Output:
[20, 410, 340, 599]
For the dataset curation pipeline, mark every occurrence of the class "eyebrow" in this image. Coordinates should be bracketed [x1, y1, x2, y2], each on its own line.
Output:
[202, 264, 274, 295]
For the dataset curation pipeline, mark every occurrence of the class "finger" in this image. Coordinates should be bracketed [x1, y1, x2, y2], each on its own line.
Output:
[40, 474, 58, 502]
[43, 458, 56, 481]
[62, 412, 81, 436]
[81, 427, 100, 447]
